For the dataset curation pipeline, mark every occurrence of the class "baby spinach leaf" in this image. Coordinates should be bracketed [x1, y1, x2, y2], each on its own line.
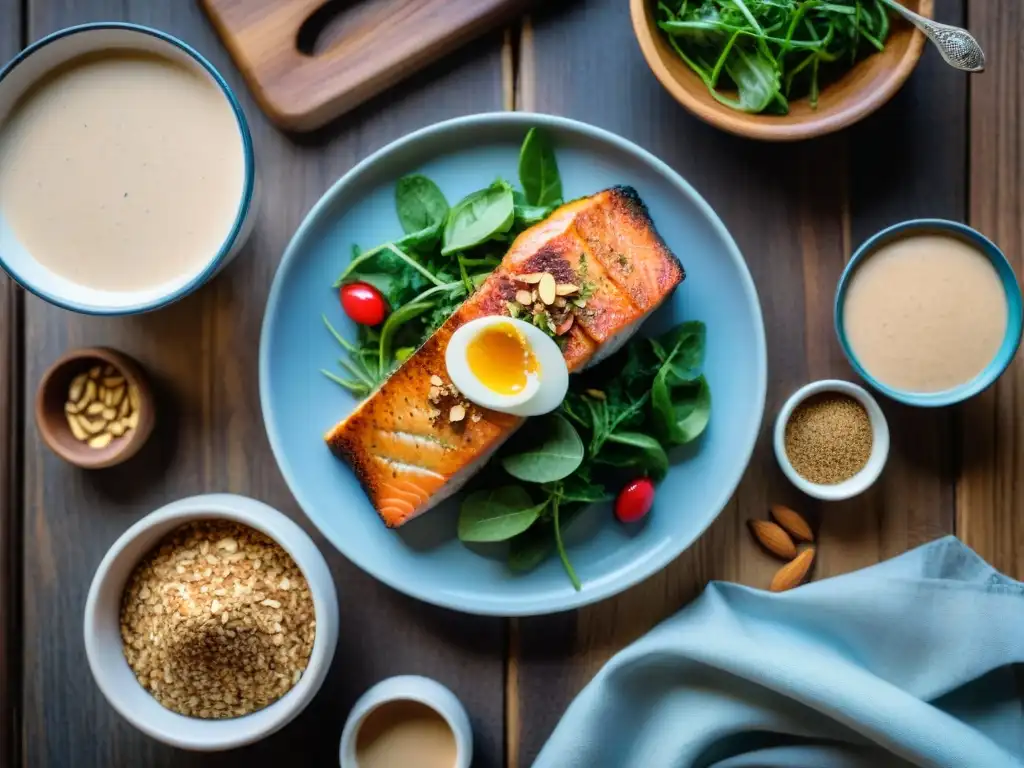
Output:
[598, 431, 670, 481]
[508, 502, 587, 575]
[653, 374, 712, 446]
[502, 414, 585, 484]
[395, 174, 449, 234]
[518, 128, 563, 207]
[441, 181, 515, 256]
[458, 486, 544, 543]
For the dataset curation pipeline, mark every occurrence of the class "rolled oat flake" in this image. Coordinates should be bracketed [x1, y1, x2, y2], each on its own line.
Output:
[784, 393, 872, 485]
[119, 520, 316, 719]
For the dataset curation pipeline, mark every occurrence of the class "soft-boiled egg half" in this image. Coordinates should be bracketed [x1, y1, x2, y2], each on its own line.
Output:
[445, 316, 569, 417]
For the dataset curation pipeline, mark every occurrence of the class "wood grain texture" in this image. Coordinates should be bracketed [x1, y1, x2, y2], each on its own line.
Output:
[959, 0, 1024, 578]
[21, 2, 506, 766]
[0, 6, 24, 767]
[512, 1, 963, 763]
[201, 0, 529, 130]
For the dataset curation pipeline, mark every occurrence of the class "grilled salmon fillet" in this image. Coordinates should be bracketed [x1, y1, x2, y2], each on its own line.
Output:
[326, 186, 684, 527]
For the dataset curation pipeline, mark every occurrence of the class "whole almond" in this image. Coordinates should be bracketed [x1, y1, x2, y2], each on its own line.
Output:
[770, 548, 815, 592]
[770, 504, 814, 542]
[747, 520, 797, 560]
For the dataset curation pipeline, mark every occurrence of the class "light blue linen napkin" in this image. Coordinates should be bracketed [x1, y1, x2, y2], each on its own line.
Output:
[534, 536, 1024, 768]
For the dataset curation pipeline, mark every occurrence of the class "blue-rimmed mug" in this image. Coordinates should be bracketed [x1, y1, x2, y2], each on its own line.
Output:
[835, 219, 1023, 407]
[0, 23, 256, 315]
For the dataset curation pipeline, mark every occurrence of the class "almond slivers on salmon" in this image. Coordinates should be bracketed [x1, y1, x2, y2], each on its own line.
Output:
[325, 186, 684, 527]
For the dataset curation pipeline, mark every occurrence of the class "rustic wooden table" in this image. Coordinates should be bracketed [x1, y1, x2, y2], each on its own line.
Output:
[1, 0, 1020, 766]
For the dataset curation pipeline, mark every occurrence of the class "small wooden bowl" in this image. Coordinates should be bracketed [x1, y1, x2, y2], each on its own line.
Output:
[631, 0, 932, 141]
[35, 347, 156, 469]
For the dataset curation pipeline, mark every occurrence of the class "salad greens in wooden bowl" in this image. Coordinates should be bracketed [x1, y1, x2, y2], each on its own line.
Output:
[632, 0, 931, 140]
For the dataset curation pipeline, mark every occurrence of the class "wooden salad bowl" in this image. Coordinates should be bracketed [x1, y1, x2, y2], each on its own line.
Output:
[631, 0, 932, 141]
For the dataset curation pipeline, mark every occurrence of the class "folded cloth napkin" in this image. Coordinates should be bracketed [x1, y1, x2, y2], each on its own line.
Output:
[534, 536, 1024, 768]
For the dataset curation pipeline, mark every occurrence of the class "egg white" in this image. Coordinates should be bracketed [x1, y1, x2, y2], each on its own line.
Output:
[445, 316, 569, 417]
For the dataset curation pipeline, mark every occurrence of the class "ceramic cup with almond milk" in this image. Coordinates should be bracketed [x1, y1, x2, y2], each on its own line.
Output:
[0, 23, 256, 314]
[836, 219, 1023, 407]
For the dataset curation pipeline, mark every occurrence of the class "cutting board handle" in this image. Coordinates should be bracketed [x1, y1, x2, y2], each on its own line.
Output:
[202, 0, 528, 132]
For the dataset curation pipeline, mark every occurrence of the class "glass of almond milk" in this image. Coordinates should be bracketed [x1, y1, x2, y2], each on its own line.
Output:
[0, 23, 256, 314]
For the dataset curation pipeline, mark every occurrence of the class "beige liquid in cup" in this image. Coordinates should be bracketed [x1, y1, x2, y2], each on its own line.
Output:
[843, 234, 1008, 393]
[355, 700, 457, 768]
[0, 51, 245, 291]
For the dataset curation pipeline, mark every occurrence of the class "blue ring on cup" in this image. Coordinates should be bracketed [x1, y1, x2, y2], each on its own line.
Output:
[835, 218, 1023, 407]
[0, 22, 256, 315]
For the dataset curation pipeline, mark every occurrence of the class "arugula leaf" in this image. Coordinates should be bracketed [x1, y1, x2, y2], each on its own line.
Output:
[395, 174, 449, 234]
[657, 0, 894, 114]
[501, 414, 584, 484]
[458, 486, 544, 543]
[518, 128, 563, 207]
[442, 181, 516, 256]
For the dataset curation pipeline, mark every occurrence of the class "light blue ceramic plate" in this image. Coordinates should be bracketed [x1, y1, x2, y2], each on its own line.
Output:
[835, 219, 1023, 407]
[259, 113, 767, 616]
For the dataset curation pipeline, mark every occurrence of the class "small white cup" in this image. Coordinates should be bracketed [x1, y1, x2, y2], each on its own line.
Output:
[774, 379, 890, 501]
[339, 676, 473, 768]
[84, 493, 339, 751]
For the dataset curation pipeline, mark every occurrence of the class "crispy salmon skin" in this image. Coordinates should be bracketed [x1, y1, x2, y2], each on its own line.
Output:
[326, 186, 683, 527]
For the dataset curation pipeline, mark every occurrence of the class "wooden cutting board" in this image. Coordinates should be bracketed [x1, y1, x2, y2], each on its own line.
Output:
[200, 0, 529, 132]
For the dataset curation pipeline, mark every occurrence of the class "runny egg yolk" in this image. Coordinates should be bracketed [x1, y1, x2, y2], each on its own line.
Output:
[466, 322, 539, 395]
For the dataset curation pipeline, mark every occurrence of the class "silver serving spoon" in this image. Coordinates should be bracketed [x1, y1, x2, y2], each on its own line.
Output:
[878, 0, 985, 72]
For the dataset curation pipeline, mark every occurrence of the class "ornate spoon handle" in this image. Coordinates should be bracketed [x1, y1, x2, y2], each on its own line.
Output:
[878, 0, 986, 73]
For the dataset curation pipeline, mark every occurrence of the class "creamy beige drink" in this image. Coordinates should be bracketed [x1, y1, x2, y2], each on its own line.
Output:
[355, 700, 457, 768]
[0, 51, 245, 292]
[843, 234, 1008, 392]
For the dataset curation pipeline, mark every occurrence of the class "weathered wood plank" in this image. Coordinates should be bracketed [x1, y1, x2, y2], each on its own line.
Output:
[512, 1, 964, 763]
[20, 3, 507, 765]
[0, 5, 25, 766]
[959, 0, 1024, 578]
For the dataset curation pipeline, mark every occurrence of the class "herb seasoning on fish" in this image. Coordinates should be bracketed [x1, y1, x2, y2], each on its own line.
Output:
[784, 394, 872, 484]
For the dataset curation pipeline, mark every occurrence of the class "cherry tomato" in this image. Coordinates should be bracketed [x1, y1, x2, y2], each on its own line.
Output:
[615, 478, 655, 523]
[340, 282, 388, 326]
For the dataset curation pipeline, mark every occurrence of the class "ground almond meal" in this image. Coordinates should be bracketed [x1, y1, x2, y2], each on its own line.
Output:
[119, 520, 316, 719]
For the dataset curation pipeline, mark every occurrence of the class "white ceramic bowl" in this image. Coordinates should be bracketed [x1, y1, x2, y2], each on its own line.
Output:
[339, 676, 472, 768]
[773, 379, 890, 501]
[0, 23, 256, 315]
[84, 494, 339, 751]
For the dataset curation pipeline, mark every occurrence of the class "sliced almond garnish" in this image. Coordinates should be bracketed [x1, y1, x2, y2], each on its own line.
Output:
[109, 421, 127, 437]
[449, 405, 466, 423]
[88, 433, 113, 450]
[554, 297, 567, 308]
[102, 408, 117, 421]
[538, 274, 557, 305]
[515, 289, 533, 306]
[429, 375, 443, 387]
[555, 283, 579, 296]
[86, 402, 106, 416]
[517, 272, 545, 284]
